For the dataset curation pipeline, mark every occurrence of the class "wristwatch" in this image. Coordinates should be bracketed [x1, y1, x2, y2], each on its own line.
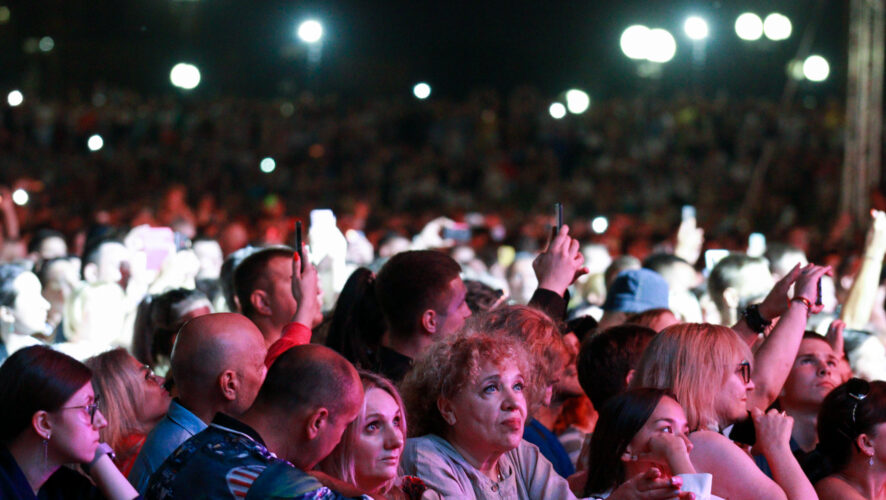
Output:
[83, 442, 116, 474]
[742, 304, 772, 333]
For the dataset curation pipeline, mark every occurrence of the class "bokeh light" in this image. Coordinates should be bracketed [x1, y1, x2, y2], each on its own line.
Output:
[260, 157, 276, 173]
[803, 55, 830, 82]
[12, 189, 28, 206]
[7, 90, 23, 107]
[170, 63, 201, 90]
[763, 13, 792, 41]
[87, 134, 104, 152]
[0, 6, 9, 24]
[297, 20, 323, 43]
[565, 89, 590, 114]
[549, 102, 567, 120]
[413, 82, 431, 99]
[620, 25, 650, 60]
[646, 29, 677, 63]
[735, 13, 763, 41]
[38, 36, 54, 52]
[684, 16, 709, 41]
[592, 216, 609, 234]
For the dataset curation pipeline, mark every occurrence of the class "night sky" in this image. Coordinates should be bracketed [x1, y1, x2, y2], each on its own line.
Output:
[4, 0, 847, 100]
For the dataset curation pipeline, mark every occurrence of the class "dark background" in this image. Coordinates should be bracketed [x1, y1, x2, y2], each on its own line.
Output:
[3, 0, 846, 100]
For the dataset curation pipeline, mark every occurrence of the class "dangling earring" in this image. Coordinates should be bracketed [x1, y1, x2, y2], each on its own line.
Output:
[871, 455, 875, 467]
[42, 436, 49, 470]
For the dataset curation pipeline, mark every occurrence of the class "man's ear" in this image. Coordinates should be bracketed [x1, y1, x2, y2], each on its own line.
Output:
[218, 369, 240, 402]
[306, 407, 329, 440]
[437, 396, 456, 426]
[250, 290, 273, 316]
[421, 309, 438, 334]
[722, 287, 740, 309]
[82, 262, 98, 283]
[32, 410, 52, 440]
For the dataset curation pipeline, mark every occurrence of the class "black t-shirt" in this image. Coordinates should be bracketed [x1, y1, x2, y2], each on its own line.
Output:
[0, 445, 103, 500]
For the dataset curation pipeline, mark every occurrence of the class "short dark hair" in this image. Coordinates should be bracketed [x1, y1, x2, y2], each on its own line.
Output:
[374, 250, 461, 338]
[0, 346, 92, 445]
[80, 236, 123, 280]
[220, 245, 260, 312]
[254, 344, 358, 416]
[708, 254, 768, 310]
[233, 246, 293, 318]
[585, 388, 673, 496]
[0, 263, 28, 308]
[642, 253, 690, 275]
[577, 324, 656, 409]
[765, 243, 805, 276]
[27, 229, 65, 255]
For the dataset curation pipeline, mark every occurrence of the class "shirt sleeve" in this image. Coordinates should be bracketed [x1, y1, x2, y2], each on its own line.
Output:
[528, 288, 569, 320]
[401, 441, 469, 499]
[516, 442, 580, 500]
[264, 322, 312, 367]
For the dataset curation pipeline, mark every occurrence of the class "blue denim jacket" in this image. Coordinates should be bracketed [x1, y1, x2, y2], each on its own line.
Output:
[129, 398, 207, 494]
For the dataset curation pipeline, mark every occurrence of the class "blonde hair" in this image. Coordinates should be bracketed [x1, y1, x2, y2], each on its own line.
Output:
[632, 323, 752, 430]
[401, 328, 534, 438]
[318, 371, 406, 494]
[84, 348, 149, 462]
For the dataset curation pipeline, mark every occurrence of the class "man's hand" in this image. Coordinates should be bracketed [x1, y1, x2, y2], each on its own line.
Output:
[291, 248, 322, 327]
[532, 224, 588, 296]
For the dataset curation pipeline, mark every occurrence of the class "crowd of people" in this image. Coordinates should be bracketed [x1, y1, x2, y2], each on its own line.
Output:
[2, 89, 886, 499]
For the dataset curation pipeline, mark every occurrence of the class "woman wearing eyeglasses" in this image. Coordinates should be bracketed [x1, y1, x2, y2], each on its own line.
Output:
[86, 348, 172, 476]
[815, 378, 886, 499]
[0, 345, 138, 499]
[634, 322, 817, 500]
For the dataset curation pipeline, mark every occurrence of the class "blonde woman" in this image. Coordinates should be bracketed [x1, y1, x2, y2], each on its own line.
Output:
[319, 371, 439, 499]
[85, 348, 171, 475]
[634, 323, 815, 500]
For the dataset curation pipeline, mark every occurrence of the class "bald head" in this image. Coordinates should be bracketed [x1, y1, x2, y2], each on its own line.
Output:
[171, 313, 267, 410]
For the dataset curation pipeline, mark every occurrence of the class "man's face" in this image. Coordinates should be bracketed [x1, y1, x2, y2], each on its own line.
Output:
[95, 242, 130, 285]
[781, 338, 841, 409]
[432, 277, 471, 338]
[38, 236, 68, 261]
[305, 382, 363, 470]
[12, 272, 50, 335]
[264, 256, 300, 327]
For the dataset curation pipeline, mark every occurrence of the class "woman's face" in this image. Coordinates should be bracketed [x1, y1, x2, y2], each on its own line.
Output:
[48, 382, 107, 464]
[713, 356, 755, 427]
[626, 396, 691, 473]
[352, 388, 405, 492]
[131, 357, 171, 425]
[442, 359, 528, 458]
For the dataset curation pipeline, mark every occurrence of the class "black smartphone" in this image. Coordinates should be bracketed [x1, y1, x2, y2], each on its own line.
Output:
[295, 220, 303, 271]
[554, 203, 563, 231]
[816, 278, 823, 306]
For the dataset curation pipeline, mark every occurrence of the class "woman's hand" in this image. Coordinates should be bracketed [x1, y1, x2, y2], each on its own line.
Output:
[758, 263, 802, 320]
[791, 263, 832, 315]
[608, 467, 695, 500]
[752, 408, 794, 459]
[626, 433, 695, 476]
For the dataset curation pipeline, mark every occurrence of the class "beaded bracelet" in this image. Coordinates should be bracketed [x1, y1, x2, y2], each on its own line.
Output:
[789, 296, 813, 310]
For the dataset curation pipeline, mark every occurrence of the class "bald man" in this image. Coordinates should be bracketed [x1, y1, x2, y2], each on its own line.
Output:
[129, 313, 268, 494]
[146, 345, 364, 499]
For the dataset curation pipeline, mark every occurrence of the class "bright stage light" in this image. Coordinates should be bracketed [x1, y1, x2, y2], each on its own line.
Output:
[803, 55, 829, 82]
[646, 29, 676, 63]
[620, 25, 650, 60]
[170, 63, 201, 90]
[12, 189, 28, 206]
[763, 13, 792, 41]
[549, 102, 567, 120]
[565, 89, 590, 114]
[297, 20, 323, 43]
[735, 13, 763, 41]
[7, 90, 22, 107]
[413, 82, 431, 99]
[260, 157, 276, 173]
[684, 16, 709, 41]
[38, 36, 54, 52]
[87, 134, 104, 152]
[591, 216, 609, 234]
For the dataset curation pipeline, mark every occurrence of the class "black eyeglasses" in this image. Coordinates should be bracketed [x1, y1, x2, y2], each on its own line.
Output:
[738, 360, 752, 385]
[59, 394, 101, 425]
[848, 378, 871, 428]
